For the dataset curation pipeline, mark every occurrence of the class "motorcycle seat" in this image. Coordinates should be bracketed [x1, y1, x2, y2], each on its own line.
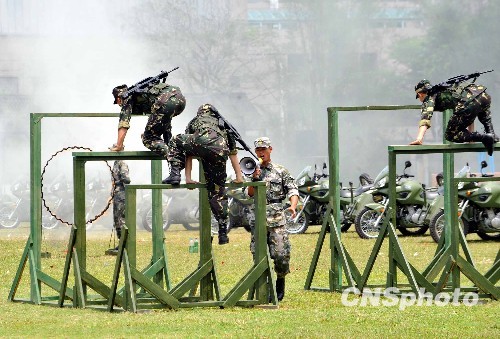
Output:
[340, 185, 372, 198]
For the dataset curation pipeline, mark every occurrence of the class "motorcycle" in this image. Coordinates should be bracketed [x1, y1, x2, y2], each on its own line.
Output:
[226, 182, 253, 233]
[139, 190, 200, 232]
[41, 177, 105, 230]
[0, 180, 29, 229]
[338, 174, 375, 233]
[286, 163, 375, 234]
[0, 179, 73, 230]
[429, 161, 500, 242]
[354, 161, 442, 239]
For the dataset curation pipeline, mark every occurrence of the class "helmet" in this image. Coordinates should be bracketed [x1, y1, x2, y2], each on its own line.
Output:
[197, 103, 219, 115]
[112, 84, 128, 104]
[415, 79, 432, 99]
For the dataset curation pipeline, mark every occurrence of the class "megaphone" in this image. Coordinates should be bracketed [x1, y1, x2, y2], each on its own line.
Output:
[240, 157, 261, 175]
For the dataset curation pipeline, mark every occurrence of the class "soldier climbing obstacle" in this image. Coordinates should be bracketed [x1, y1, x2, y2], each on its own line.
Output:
[410, 71, 498, 156]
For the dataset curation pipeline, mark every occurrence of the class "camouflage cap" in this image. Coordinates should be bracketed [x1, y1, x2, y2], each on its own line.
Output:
[112, 84, 128, 104]
[254, 137, 271, 149]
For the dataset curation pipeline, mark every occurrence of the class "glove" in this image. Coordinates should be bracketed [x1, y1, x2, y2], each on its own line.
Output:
[109, 144, 125, 152]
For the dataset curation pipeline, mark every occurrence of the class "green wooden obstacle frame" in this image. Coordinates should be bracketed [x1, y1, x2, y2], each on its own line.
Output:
[9, 113, 121, 306]
[67, 155, 274, 311]
[9, 113, 277, 310]
[305, 105, 499, 300]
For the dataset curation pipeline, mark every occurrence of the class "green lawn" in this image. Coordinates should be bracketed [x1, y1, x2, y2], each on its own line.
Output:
[0, 223, 498, 338]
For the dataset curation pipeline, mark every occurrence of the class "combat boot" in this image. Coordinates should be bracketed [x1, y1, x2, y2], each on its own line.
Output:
[469, 132, 495, 156]
[106, 228, 122, 255]
[218, 223, 229, 245]
[162, 163, 181, 184]
[276, 277, 285, 301]
[483, 121, 500, 142]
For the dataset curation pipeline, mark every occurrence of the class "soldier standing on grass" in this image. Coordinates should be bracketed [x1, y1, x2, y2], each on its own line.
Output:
[247, 137, 298, 302]
[107, 160, 130, 254]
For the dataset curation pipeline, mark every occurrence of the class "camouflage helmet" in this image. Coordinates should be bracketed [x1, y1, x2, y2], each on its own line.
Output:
[197, 103, 219, 115]
[112, 84, 128, 104]
[415, 79, 432, 99]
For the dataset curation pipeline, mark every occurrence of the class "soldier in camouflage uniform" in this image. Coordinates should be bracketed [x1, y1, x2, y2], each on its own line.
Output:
[110, 82, 186, 157]
[247, 137, 299, 302]
[411, 79, 497, 155]
[163, 104, 244, 245]
[107, 160, 131, 254]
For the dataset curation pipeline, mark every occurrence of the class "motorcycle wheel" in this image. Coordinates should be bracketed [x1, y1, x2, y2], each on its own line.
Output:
[286, 213, 309, 234]
[41, 213, 59, 230]
[0, 203, 20, 229]
[397, 226, 429, 236]
[477, 231, 500, 240]
[142, 207, 170, 232]
[429, 210, 468, 243]
[354, 207, 382, 239]
[180, 221, 200, 231]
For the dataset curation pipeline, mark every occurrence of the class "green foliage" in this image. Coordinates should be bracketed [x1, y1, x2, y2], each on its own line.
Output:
[0, 225, 498, 337]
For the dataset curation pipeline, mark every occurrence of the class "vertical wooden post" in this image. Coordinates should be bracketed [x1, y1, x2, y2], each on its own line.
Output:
[151, 160, 164, 286]
[124, 186, 137, 310]
[254, 183, 268, 301]
[73, 156, 87, 307]
[199, 166, 214, 301]
[29, 114, 42, 301]
[329, 109, 342, 291]
[388, 149, 397, 287]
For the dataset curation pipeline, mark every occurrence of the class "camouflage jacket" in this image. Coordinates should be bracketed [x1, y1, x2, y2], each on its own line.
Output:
[418, 83, 486, 128]
[258, 161, 299, 228]
[118, 83, 182, 129]
[185, 106, 238, 157]
[112, 160, 131, 194]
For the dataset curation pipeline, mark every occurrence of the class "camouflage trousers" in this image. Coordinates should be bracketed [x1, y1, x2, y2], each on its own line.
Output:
[168, 134, 229, 226]
[142, 92, 186, 158]
[113, 190, 126, 231]
[445, 90, 492, 142]
[250, 224, 291, 278]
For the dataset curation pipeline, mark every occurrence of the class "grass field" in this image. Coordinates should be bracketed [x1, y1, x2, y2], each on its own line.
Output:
[0, 223, 498, 338]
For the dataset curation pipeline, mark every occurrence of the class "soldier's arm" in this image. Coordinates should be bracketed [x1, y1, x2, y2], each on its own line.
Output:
[283, 169, 299, 217]
[110, 104, 132, 151]
[410, 99, 434, 145]
[229, 153, 244, 183]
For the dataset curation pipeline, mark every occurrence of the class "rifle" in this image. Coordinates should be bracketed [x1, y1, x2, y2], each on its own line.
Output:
[121, 67, 179, 100]
[428, 69, 494, 96]
[212, 110, 259, 160]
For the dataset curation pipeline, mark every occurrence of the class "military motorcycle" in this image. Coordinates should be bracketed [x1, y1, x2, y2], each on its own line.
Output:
[354, 161, 442, 239]
[140, 190, 200, 232]
[338, 174, 375, 233]
[225, 184, 253, 233]
[286, 163, 374, 234]
[0, 179, 73, 230]
[0, 180, 29, 229]
[429, 162, 500, 242]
